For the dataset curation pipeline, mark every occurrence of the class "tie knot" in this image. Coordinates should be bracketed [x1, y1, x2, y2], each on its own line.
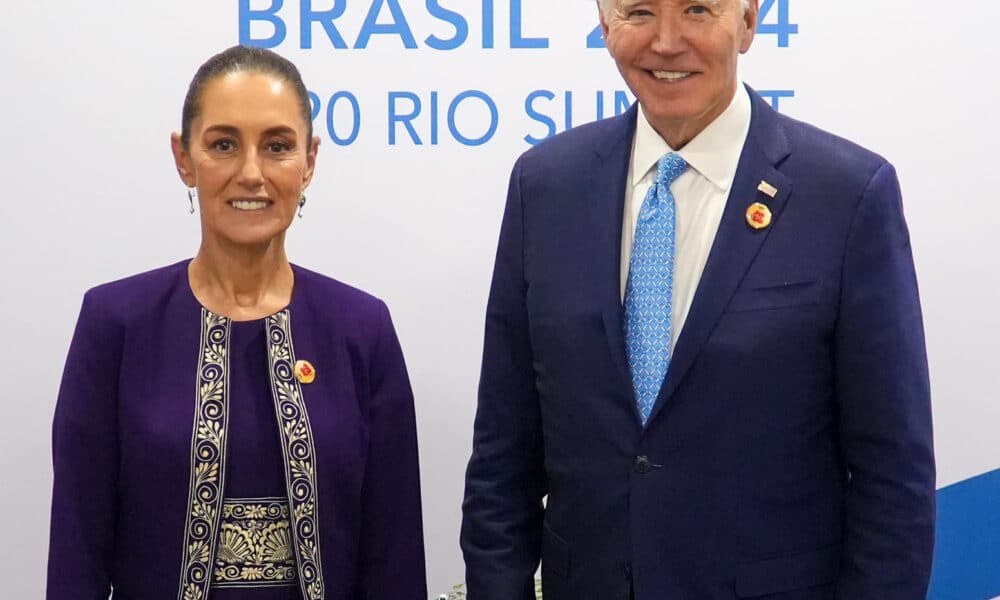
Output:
[656, 152, 687, 186]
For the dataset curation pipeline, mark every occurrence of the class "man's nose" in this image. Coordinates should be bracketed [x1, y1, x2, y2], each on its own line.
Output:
[650, 15, 686, 54]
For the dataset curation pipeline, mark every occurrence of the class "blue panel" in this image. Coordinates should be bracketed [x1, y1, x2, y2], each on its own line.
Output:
[929, 468, 1000, 599]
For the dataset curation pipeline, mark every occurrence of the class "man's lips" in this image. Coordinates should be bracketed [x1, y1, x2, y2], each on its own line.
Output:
[649, 70, 696, 81]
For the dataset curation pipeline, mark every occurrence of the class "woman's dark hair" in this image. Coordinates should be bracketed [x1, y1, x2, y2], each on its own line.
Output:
[180, 45, 313, 149]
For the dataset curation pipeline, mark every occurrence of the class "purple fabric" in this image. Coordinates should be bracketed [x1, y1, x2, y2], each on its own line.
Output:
[48, 260, 427, 600]
[210, 319, 298, 599]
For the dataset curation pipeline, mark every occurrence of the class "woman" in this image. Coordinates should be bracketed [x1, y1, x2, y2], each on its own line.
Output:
[47, 46, 427, 599]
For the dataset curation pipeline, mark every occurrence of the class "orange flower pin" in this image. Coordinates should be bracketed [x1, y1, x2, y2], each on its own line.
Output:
[746, 203, 772, 230]
[294, 360, 316, 384]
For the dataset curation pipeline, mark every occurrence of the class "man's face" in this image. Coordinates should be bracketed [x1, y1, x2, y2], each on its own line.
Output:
[601, 0, 757, 148]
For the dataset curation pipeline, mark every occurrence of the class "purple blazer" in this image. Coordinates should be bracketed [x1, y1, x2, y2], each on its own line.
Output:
[48, 261, 427, 600]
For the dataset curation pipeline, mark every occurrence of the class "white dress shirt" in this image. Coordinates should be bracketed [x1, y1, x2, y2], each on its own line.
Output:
[620, 85, 752, 347]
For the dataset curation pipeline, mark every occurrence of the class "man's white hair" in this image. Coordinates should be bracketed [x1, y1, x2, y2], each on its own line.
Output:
[598, 0, 751, 19]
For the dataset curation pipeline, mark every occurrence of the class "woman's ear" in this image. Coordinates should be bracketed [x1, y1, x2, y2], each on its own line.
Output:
[170, 132, 196, 187]
[301, 136, 321, 189]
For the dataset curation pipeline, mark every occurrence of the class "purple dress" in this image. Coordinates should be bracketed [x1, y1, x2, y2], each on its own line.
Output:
[47, 260, 427, 600]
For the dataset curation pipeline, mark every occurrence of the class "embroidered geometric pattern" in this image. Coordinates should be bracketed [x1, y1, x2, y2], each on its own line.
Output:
[266, 311, 326, 600]
[624, 153, 688, 426]
[178, 310, 231, 600]
[213, 498, 298, 587]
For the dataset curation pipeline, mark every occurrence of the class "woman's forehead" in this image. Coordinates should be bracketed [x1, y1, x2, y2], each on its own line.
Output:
[195, 72, 305, 131]
[200, 71, 294, 105]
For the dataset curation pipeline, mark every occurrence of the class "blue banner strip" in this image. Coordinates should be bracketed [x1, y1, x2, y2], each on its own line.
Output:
[928, 468, 1000, 599]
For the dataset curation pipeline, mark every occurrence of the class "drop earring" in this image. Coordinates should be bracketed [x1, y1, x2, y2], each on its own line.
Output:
[298, 195, 307, 218]
[187, 188, 197, 214]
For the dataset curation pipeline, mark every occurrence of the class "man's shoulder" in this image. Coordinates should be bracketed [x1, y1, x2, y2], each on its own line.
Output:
[516, 110, 633, 173]
[772, 110, 889, 183]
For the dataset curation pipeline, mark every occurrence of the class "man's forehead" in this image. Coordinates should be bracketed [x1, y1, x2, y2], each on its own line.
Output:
[615, 0, 725, 7]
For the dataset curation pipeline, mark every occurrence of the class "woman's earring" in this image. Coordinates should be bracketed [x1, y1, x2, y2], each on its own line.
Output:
[187, 188, 197, 214]
[298, 195, 307, 218]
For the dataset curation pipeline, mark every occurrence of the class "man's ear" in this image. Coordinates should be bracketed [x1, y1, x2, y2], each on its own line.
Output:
[740, 0, 759, 54]
[598, 1, 611, 39]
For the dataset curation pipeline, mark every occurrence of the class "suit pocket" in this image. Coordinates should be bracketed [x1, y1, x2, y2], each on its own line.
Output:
[725, 281, 821, 313]
[734, 544, 840, 597]
[542, 520, 570, 579]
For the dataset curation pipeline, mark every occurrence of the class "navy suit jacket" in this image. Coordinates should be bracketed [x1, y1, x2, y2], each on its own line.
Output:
[462, 89, 935, 600]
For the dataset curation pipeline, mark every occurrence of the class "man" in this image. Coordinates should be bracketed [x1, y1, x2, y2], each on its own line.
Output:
[461, 0, 935, 598]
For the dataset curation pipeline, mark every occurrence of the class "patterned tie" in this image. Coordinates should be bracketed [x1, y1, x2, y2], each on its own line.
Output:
[625, 152, 688, 426]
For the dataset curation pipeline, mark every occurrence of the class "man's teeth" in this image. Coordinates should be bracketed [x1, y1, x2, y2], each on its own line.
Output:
[231, 200, 268, 210]
[652, 71, 691, 81]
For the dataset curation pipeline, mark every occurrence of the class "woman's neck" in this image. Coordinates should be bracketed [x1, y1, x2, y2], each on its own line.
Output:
[188, 238, 294, 321]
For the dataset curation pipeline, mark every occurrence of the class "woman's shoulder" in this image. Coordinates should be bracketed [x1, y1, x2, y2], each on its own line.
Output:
[289, 264, 396, 345]
[291, 263, 387, 314]
[82, 260, 190, 319]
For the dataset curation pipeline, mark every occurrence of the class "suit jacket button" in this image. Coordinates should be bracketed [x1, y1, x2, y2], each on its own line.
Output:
[634, 455, 651, 474]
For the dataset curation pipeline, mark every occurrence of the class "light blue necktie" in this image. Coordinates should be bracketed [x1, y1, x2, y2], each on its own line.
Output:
[625, 152, 688, 426]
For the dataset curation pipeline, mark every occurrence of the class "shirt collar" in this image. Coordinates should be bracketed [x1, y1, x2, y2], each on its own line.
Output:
[629, 83, 752, 192]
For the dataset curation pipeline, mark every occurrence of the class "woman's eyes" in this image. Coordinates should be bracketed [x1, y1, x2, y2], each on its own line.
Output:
[265, 141, 292, 153]
[211, 139, 236, 152]
[207, 139, 293, 154]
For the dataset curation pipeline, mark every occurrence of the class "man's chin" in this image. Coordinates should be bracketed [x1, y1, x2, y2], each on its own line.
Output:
[640, 104, 703, 127]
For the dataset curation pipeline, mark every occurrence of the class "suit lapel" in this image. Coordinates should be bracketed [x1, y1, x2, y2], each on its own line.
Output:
[581, 105, 640, 408]
[645, 90, 793, 426]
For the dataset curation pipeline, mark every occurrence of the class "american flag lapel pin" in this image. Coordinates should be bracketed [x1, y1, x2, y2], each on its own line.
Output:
[757, 180, 778, 198]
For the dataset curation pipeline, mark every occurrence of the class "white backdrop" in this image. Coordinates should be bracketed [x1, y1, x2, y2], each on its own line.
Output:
[2, 1, 998, 598]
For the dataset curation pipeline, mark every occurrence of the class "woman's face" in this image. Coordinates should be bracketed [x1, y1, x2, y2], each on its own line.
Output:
[171, 71, 319, 249]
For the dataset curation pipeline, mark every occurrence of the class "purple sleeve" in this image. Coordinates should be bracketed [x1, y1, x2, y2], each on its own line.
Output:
[357, 301, 427, 599]
[47, 291, 122, 600]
